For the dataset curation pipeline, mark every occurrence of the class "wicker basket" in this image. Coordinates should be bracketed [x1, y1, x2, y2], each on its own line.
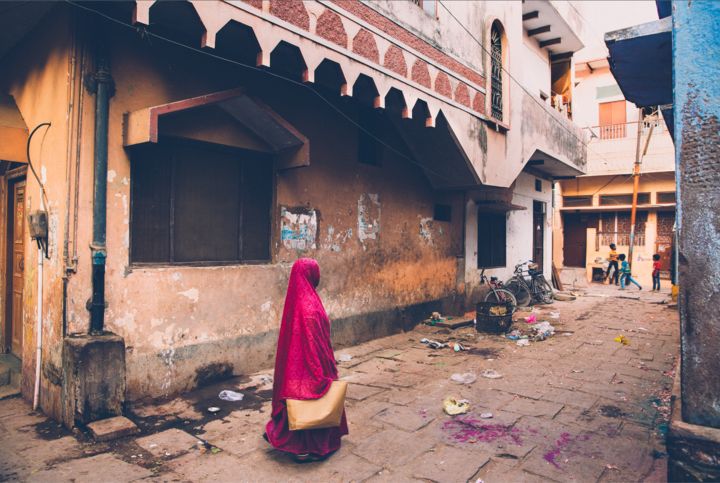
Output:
[475, 301, 514, 334]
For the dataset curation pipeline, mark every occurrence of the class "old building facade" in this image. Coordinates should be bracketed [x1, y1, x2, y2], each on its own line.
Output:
[0, 0, 587, 423]
[553, 53, 675, 287]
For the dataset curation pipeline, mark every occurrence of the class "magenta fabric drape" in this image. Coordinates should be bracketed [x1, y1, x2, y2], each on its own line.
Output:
[265, 258, 348, 456]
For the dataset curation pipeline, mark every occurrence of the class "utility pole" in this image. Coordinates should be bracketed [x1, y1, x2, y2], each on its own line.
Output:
[628, 109, 655, 267]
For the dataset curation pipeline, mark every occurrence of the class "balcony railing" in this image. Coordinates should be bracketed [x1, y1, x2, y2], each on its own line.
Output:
[585, 118, 665, 141]
[599, 123, 626, 139]
[596, 231, 645, 250]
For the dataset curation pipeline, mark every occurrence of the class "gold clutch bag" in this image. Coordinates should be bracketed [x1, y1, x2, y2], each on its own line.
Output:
[286, 380, 348, 431]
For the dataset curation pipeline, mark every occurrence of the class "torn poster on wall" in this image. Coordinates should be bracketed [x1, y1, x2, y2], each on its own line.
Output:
[358, 193, 381, 243]
[280, 207, 318, 250]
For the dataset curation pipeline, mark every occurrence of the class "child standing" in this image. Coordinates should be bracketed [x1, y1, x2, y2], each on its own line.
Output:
[605, 243, 619, 285]
[618, 254, 642, 290]
[652, 254, 662, 291]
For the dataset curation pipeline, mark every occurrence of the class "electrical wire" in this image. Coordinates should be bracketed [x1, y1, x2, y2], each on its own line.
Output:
[437, 1, 622, 171]
[64, 0, 460, 185]
[26, 122, 51, 211]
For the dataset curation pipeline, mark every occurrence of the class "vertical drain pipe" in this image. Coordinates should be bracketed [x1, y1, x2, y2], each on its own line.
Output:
[88, 51, 113, 335]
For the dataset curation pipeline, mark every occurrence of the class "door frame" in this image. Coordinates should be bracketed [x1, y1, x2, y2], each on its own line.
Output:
[533, 200, 545, 271]
[3, 166, 27, 356]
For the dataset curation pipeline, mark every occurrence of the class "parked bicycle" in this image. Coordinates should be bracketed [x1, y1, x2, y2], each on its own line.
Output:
[480, 268, 518, 310]
[505, 260, 554, 306]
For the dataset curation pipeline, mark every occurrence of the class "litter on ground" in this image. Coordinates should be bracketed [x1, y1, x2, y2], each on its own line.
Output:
[443, 397, 470, 415]
[337, 353, 353, 362]
[218, 390, 244, 402]
[451, 373, 477, 384]
[614, 335, 631, 346]
[480, 369, 503, 379]
[421, 338, 448, 349]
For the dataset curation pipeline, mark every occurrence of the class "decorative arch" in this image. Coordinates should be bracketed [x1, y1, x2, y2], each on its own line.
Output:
[383, 45, 408, 77]
[316, 9, 347, 47]
[411, 60, 431, 88]
[434, 72, 452, 97]
[352, 29, 379, 63]
[454, 83, 471, 108]
[269, 0, 310, 31]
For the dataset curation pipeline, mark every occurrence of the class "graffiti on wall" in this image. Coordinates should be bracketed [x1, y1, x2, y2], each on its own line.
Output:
[358, 193, 380, 244]
[281, 207, 318, 250]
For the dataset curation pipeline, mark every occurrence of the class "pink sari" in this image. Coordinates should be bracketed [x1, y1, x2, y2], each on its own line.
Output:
[265, 258, 348, 456]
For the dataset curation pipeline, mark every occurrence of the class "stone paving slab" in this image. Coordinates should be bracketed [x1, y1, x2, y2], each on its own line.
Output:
[351, 428, 436, 468]
[26, 453, 153, 483]
[136, 428, 202, 458]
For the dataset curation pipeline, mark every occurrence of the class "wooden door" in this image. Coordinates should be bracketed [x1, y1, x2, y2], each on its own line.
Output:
[655, 211, 675, 275]
[533, 201, 545, 270]
[599, 100, 626, 139]
[563, 213, 587, 268]
[7, 180, 25, 356]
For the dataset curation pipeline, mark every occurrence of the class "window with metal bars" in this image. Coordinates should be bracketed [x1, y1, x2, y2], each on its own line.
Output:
[490, 22, 503, 121]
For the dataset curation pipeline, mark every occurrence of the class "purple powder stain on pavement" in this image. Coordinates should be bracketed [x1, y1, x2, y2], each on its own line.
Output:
[543, 432, 593, 469]
[442, 417, 523, 446]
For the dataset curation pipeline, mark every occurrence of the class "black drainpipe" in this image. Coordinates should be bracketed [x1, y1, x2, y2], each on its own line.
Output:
[87, 52, 113, 335]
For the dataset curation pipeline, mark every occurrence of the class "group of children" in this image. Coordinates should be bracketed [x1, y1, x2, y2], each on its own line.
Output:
[605, 243, 663, 291]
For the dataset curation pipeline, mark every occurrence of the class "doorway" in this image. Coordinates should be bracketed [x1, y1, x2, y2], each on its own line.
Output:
[533, 201, 545, 271]
[563, 213, 588, 268]
[5, 176, 25, 357]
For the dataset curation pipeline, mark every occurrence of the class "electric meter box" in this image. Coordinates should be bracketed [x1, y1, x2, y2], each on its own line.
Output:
[28, 210, 48, 240]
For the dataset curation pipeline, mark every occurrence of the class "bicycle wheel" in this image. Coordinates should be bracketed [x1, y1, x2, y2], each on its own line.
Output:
[537, 276, 554, 304]
[484, 288, 518, 310]
[505, 279, 531, 307]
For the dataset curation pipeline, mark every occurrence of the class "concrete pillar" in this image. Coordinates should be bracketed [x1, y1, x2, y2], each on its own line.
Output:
[668, 3, 720, 481]
[674, 1, 720, 429]
[61, 334, 126, 429]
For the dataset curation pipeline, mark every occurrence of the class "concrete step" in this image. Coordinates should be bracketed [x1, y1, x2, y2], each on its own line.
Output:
[0, 354, 21, 391]
[0, 384, 20, 400]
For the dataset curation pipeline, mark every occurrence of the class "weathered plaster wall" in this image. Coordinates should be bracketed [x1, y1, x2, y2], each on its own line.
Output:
[1, 7, 76, 418]
[673, 0, 720, 429]
[58, 24, 465, 400]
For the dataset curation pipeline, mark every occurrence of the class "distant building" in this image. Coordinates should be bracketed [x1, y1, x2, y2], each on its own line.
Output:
[553, 55, 675, 287]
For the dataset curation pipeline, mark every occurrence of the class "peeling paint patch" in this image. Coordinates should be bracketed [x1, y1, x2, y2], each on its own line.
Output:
[321, 225, 353, 252]
[358, 193, 380, 242]
[171, 272, 182, 282]
[107, 169, 117, 183]
[178, 288, 199, 303]
[280, 207, 318, 250]
[419, 217, 434, 245]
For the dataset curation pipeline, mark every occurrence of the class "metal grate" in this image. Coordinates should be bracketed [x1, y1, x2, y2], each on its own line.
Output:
[490, 24, 503, 120]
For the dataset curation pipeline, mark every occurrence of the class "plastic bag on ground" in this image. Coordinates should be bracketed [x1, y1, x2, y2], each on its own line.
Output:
[218, 390, 244, 402]
[480, 369, 502, 379]
[516, 339, 530, 347]
[451, 373, 477, 384]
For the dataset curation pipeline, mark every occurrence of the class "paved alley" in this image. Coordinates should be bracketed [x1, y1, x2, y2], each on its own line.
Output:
[0, 286, 677, 482]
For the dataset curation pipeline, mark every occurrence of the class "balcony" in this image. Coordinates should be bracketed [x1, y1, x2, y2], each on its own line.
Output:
[518, 88, 588, 178]
[582, 116, 675, 175]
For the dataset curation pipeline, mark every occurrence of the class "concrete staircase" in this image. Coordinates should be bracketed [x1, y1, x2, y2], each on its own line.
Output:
[0, 354, 21, 399]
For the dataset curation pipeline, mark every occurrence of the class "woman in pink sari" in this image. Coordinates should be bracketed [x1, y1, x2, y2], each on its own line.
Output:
[265, 258, 348, 462]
